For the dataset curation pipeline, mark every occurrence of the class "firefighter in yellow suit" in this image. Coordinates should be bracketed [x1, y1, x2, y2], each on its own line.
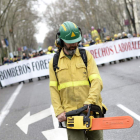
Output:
[49, 21, 106, 140]
[91, 26, 101, 41]
[47, 46, 55, 54]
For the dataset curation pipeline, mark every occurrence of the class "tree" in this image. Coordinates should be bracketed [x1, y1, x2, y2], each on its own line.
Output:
[123, 0, 139, 34]
[43, 0, 140, 48]
[0, 0, 40, 63]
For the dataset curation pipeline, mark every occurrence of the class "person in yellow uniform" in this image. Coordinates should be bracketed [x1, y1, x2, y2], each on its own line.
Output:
[49, 21, 106, 140]
[114, 34, 118, 40]
[47, 46, 55, 54]
[99, 39, 102, 44]
[95, 38, 102, 45]
[105, 36, 112, 42]
[91, 26, 100, 41]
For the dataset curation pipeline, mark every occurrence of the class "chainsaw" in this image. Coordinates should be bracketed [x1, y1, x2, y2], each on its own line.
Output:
[59, 104, 134, 131]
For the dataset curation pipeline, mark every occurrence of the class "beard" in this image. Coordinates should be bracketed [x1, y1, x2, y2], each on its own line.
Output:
[64, 44, 77, 56]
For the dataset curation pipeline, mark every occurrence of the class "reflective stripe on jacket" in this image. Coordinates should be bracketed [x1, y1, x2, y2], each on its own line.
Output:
[49, 48, 103, 116]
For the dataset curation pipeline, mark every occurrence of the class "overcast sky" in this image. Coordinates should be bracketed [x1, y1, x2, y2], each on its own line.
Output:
[34, 0, 56, 43]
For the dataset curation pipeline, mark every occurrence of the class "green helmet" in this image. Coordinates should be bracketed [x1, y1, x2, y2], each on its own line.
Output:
[59, 21, 82, 44]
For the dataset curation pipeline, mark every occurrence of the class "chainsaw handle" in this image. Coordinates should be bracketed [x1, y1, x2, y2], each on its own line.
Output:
[66, 104, 103, 118]
[66, 105, 88, 117]
[90, 105, 103, 118]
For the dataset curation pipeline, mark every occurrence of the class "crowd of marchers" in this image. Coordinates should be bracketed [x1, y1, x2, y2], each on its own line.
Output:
[79, 26, 140, 47]
[1, 27, 139, 67]
[0, 46, 55, 66]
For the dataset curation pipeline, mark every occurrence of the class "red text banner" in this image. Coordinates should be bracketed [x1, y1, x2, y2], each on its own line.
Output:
[85, 37, 140, 65]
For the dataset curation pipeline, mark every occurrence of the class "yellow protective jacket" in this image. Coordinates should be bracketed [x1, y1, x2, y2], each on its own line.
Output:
[47, 52, 51, 54]
[47, 51, 55, 54]
[83, 43, 90, 47]
[49, 48, 103, 117]
[91, 30, 100, 41]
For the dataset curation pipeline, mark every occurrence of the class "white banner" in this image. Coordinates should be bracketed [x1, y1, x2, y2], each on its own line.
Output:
[0, 37, 140, 86]
[85, 37, 140, 65]
[0, 54, 54, 86]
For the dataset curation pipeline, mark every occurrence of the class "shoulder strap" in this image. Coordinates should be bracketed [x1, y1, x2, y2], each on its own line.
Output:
[79, 48, 90, 86]
[79, 49, 87, 67]
[53, 49, 87, 72]
[53, 52, 60, 72]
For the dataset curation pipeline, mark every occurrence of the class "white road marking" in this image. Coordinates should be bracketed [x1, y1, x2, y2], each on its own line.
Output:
[117, 104, 140, 121]
[0, 83, 23, 126]
[42, 128, 67, 140]
[50, 105, 59, 129]
[50, 105, 66, 128]
[16, 108, 51, 134]
[42, 105, 68, 140]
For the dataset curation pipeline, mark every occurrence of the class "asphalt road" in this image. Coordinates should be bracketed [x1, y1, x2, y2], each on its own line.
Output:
[0, 58, 140, 140]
